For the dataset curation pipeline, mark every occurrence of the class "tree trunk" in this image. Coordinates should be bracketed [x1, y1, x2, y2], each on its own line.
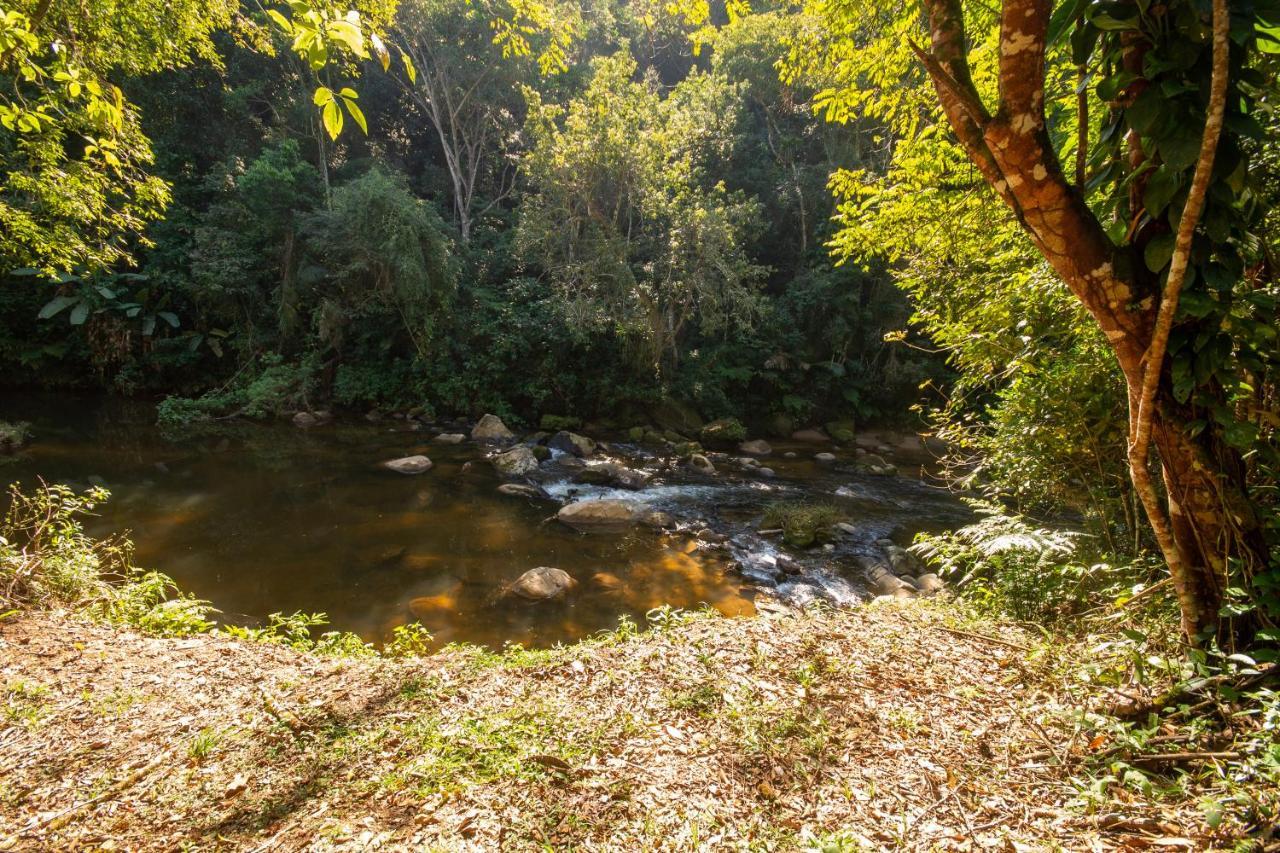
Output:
[912, 0, 1268, 642]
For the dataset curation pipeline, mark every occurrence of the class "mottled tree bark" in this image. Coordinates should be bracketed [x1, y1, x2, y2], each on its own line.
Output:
[913, 0, 1263, 641]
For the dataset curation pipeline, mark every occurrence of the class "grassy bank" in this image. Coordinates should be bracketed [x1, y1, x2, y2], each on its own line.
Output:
[1, 485, 1275, 849]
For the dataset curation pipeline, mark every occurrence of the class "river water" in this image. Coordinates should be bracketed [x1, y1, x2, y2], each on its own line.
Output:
[1, 394, 970, 648]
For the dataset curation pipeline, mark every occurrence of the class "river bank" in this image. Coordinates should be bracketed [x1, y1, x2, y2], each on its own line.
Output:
[0, 601, 1223, 850]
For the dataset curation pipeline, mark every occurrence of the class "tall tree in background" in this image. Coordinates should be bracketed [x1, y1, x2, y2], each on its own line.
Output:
[800, 0, 1280, 641]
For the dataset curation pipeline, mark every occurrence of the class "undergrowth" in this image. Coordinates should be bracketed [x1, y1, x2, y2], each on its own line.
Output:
[912, 500, 1280, 843]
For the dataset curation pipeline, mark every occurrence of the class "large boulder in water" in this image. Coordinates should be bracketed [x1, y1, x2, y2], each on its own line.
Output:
[471, 414, 515, 442]
[548, 431, 596, 458]
[557, 500, 639, 530]
[382, 455, 434, 475]
[508, 567, 577, 601]
[573, 462, 650, 490]
[492, 446, 540, 477]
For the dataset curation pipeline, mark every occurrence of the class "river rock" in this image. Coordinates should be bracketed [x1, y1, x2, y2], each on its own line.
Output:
[557, 499, 639, 529]
[880, 542, 924, 576]
[530, 445, 552, 461]
[292, 411, 319, 428]
[757, 467, 775, 478]
[687, 453, 716, 475]
[835, 522, 858, 535]
[497, 483, 543, 499]
[825, 420, 856, 443]
[591, 571, 624, 592]
[382, 455, 434, 475]
[640, 510, 676, 529]
[433, 432, 466, 444]
[864, 562, 915, 597]
[492, 446, 540, 477]
[859, 454, 897, 476]
[700, 417, 746, 446]
[739, 439, 773, 456]
[548, 431, 596, 458]
[472, 414, 515, 442]
[814, 452, 837, 464]
[915, 573, 945, 595]
[792, 428, 830, 442]
[573, 462, 649, 490]
[509, 567, 577, 601]
[766, 412, 795, 438]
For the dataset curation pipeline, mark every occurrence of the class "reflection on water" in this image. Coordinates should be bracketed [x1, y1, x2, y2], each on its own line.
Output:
[1, 394, 753, 648]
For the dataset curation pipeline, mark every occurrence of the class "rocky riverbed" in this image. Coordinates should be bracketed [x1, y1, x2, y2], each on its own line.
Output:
[2, 393, 970, 647]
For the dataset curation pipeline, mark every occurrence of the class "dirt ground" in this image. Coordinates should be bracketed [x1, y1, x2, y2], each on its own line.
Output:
[1, 602, 1216, 851]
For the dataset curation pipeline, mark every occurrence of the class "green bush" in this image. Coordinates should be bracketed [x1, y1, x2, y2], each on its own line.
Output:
[911, 500, 1164, 624]
[0, 483, 215, 635]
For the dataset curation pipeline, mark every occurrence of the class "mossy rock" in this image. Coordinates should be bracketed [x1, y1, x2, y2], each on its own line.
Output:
[700, 417, 747, 447]
[651, 399, 704, 435]
[530, 445, 552, 461]
[627, 426, 647, 442]
[765, 412, 795, 438]
[763, 502, 839, 550]
[672, 441, 703, 458]
[825, 420, 856, 443]
[539, 414, 582, 432]
[0, 421, 30, 454]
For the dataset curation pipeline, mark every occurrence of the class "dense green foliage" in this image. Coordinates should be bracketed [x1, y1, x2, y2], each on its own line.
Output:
[0, 0, 936, 429]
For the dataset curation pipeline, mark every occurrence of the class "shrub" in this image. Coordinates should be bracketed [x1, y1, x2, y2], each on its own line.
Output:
[0, 482, 214, 635]
[911, 500, 1164, 623]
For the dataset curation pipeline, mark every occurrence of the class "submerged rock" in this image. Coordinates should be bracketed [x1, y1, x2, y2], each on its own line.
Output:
[557, 499, 639, 529]
[492, 446, 540, 477]
[292, 411, 320, 429]
[509, 567, 577, 601]
[814, 452, 837, 465]
[471, 414, 515, 442]
[548, 431, 596, 458]
[791, 428, 830, 442]
[382, 455, 434, 475]
[433, 432, 466, 444]
[591, 571, 625, 592]
[738, 439, 773, 456]
[497, 483, 544, 499]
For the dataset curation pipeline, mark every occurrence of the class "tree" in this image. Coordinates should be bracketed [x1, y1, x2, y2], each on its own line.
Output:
[517, 51, 765, 377]
[1, 0, 393, 275]
[392, 0, 535, 243]
[798, 0, 1280, 641]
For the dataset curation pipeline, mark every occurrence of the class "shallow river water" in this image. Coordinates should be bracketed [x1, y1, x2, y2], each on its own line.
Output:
[2, 394, 971, 648]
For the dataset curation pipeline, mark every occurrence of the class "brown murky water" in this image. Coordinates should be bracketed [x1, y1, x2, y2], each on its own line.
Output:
[2, 395, 755, 648]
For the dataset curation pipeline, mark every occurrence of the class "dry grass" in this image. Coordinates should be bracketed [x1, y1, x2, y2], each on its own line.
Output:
[0, 602, 1226, 851]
